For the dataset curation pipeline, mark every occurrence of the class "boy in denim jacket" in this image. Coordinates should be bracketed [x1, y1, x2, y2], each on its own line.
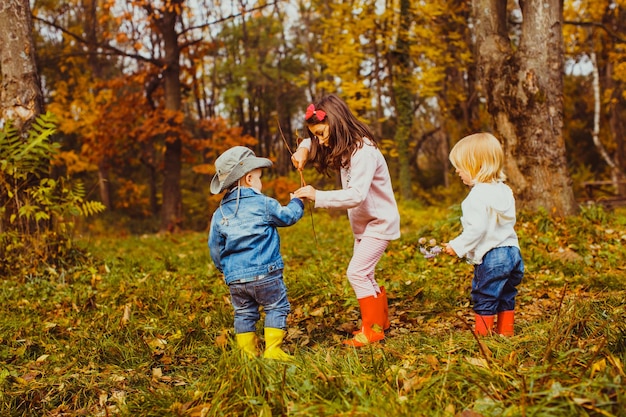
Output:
[208, 146, 304, 360]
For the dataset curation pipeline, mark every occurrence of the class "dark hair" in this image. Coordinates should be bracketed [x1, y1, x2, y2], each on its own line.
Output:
[305, 94, 377, 176]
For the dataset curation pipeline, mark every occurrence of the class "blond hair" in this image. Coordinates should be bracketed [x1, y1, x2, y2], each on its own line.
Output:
[449, 133, 506, 184]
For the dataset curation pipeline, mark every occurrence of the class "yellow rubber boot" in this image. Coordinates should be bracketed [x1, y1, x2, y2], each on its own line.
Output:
[235, 332, 259, 358]
[263, 328, 293, 361]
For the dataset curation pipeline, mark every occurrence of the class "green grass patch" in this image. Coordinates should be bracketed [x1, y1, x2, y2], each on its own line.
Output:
[1, 203, 625, 416]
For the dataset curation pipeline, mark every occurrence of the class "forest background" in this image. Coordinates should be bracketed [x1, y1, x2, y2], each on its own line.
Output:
[2, 0, 626, 242]
[1, 0, 626, 415]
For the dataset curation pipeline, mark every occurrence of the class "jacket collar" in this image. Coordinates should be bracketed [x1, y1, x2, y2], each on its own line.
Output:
[222, 186, 260, 203]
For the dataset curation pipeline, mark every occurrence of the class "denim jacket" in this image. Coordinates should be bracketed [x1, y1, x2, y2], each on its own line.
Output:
[208, 187, 304, 285]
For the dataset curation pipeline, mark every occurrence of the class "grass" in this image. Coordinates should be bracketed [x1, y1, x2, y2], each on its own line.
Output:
[1, 202, 625, 416]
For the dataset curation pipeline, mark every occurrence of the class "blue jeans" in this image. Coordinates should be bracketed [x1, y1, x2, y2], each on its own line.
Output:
[229, 270, 290, 334]
[472, 246, 524, 315]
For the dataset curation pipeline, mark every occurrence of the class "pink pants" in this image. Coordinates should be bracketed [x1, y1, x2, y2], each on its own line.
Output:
[347, 237, 389, 299]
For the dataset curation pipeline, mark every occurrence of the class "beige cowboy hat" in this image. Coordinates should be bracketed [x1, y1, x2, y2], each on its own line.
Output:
[210, 146, 273, 194]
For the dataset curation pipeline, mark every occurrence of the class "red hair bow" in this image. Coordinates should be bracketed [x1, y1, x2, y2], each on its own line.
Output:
[305, 104, 326, 121]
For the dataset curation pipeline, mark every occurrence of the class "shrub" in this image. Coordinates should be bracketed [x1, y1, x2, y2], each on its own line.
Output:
[0, 113, 105, 278]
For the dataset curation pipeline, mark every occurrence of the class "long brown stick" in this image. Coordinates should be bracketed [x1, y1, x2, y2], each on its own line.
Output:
[276, 118, 317, 245]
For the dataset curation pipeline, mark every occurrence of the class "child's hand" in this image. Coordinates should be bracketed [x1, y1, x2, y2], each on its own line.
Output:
[294, 185, 316, 201]
[444, 243, 457, 256]
[291, 147, 309, 170]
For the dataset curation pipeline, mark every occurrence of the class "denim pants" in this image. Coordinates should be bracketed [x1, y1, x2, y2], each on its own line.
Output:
[229, 270, 290, 334]
[472, 246, 524, 316]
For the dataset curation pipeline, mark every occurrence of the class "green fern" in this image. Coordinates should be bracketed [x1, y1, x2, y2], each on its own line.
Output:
[0, 112, 59, 180]
[1, 112, 106, 278]
[81, 201, 107, 216]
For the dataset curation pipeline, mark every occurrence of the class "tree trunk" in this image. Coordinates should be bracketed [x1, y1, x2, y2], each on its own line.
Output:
[472, 0, 577, 216]
[393, 0, 414, 200]
[589, 52, 623, 185]
[0, 0, 43, 131]
[156, 3, 184, 233]
[84, 0, 113, 210]
[605, 59, 626, 196]
[97, 163, 112, 210]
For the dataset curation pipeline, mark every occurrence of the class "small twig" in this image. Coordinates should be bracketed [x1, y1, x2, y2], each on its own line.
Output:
[456, 311, 492, 369]
[276, 119, 305, 187]
[276, 118, 318, 246]
[541, 284, 569, 363]
[437, 333, 453, 402]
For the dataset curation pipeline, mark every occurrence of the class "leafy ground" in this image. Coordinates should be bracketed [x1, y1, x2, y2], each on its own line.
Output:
[1, 201, 625, 416]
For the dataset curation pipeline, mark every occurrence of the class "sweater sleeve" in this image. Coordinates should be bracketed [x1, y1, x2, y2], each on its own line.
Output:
[315, 145, 375, 209]
[448, 189, 488, 259]
[298, 138, 312, 151]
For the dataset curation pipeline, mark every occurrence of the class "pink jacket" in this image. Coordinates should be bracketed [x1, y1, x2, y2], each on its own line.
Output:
[301, 138, 401, 241]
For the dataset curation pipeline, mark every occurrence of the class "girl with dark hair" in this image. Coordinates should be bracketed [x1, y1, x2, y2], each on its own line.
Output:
[292, 94, 401, 347]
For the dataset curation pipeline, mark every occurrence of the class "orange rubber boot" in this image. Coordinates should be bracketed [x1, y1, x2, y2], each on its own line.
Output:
[496, 310, 515, 336]
[474, 314, 495, 336]
[344, 295, 385, 347]
[380, 287, 390, 331]
[353, 288, 389, 335]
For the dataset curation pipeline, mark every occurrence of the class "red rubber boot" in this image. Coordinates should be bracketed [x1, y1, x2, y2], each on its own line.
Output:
[344, 295, 385, 347]
[474, 314, 495, 336]
[496, 310, 515, 336]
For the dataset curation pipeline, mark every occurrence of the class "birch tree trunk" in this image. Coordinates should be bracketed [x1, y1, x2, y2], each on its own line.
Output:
[0, 0, 43, 131]
[471, 0, 577, 216]
[604, 59, 626, 197]
[589, 52, 623, 182]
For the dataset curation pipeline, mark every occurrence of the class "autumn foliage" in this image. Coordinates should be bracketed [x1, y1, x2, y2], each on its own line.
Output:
[22, 0, 625, 231]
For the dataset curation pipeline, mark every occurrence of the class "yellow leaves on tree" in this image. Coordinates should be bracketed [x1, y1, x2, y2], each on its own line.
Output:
[313, 2, 370, 110]
[52, 151, 97, 176]
[114, 179, 150, 215]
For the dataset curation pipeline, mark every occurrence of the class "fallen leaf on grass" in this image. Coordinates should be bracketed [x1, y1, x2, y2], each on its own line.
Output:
[456, 411, 485, 417]
[590, 358, 606, 377]
[310, 307, 325, 317]
[425, 354, 439, 370]
[36, 354, 49, 363]
[549, 248, 582, 263]
[44, 322, 57, 331]
[20, 370, 41, 382]
[146, 337, 167, 356]
[400, 374, 431, 393]
[121, 303, 131, 325]
[305, 321, 317, 334]
[464, 356, 489, 368]
[185, 404, 211, 417]
[335, 322, 358, 334]
[214, 329, 230, 349]
[287, 327, 304, 339]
